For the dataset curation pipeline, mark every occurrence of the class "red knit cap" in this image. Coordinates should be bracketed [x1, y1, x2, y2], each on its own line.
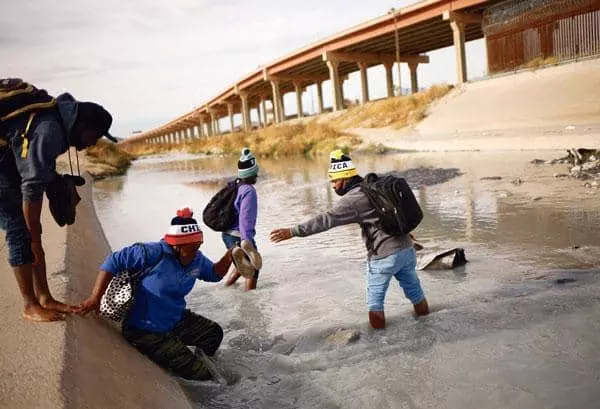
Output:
[164, 206, 203, 246]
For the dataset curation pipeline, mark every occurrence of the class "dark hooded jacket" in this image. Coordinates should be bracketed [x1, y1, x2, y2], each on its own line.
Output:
[0, 93, 81, 201]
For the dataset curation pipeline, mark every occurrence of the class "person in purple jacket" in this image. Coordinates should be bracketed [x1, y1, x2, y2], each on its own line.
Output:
[222, 148, 262, 291]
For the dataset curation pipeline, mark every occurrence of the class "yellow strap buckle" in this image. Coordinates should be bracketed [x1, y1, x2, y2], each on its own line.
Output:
[20, 112, 36, 159]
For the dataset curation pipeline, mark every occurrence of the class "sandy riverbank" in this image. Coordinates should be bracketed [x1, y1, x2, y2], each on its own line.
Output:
[349, 58, 600, 152]
[0, 173, 191, 409]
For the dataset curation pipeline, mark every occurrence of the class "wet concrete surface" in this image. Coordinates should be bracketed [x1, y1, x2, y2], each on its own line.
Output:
[93, 151, 600, 409]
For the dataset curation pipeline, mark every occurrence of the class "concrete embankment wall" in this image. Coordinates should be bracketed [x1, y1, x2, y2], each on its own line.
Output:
[350, 58, 600, 152]
[0, 173, 191, 409]
[416, 58, 600, 136]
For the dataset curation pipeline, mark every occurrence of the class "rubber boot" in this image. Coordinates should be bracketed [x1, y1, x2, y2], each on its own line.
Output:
[368, 311, 385, 329]
[245, 277, 257, 292]
[225, 270, 242, 286]
[413, 299, 429, 316]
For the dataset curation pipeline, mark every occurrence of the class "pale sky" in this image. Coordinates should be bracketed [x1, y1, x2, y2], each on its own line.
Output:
[1, 0, 487, 137]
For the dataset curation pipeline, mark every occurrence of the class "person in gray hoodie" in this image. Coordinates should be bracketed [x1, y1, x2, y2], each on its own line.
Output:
[0, 90, 117, 322]
[270, 149, 429, 329]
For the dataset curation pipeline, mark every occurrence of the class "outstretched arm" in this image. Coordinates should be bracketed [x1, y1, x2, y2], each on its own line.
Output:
[213, 248, 234, 278]
[270, 228, 293, 243]
[76, 270, 112, 315]
[23, 200, 44, 265]
[76, 243, 151, 315]
[270, 196, 360, 242]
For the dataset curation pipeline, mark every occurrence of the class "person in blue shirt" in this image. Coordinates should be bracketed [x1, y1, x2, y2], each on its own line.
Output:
[78, 207, 237, 381]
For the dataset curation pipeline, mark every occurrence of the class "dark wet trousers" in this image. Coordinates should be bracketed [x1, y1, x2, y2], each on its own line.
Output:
[122, 310, 224, 380]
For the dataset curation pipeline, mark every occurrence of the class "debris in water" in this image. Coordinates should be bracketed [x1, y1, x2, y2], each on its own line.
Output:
[555, 278, 576, 285]
[418, 248, 468, 270]
[327, 328, 361, 345]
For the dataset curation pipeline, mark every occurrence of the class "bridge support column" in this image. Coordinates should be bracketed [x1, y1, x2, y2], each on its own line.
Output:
[227, 103, 235, 133]
[240, 93, 251, 131]
[255, 105, 263, 128]
[207, 112, 215, 136]
[357, 62, 370, 104]
[316, 81, 324, 114]
[383, 62, 394, 98]
[444, 11, 481, 85]
[326, 60, 343, 111]
[408, 61, 419, 94]
[200, 119, 206, 138]
[294, 81, 304, 119]
[214, 117, 221, 135]
[451, 20, 467, 84]
[270, 80, 284, 123]
[260, 97, 268, 126]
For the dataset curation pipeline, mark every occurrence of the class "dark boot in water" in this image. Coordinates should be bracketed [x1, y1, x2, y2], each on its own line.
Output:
[368, 311, 385, 329]
[413, 299, 429, 316]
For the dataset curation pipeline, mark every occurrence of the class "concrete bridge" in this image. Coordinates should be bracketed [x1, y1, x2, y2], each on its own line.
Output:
[122, 0, 600, 146]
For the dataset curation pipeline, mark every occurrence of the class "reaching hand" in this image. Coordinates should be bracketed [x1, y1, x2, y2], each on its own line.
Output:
[270, 228, 293, 243]
[76, 296, 101, 316]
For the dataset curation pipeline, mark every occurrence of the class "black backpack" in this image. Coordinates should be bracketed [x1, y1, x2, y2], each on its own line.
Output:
[361, 172, 423, 237]
[202, 180, 240, 232]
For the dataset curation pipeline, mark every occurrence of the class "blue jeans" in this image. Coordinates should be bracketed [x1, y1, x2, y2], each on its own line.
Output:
[0, 150, 33, 266]
[221, 232, 259, 279]
[365, 247, 425, 312]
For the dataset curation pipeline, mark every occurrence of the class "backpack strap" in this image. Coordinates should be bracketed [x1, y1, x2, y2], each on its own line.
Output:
[20, 112, 36, 159]
[130, 242, 165, 281]
[360, 180, 393, 258]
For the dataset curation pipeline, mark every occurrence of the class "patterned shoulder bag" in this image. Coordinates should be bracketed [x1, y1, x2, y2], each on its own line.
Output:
[100, 243, 164, 322]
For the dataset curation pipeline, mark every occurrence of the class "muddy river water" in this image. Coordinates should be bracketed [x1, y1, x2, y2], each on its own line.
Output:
[93, 151, 600, 409]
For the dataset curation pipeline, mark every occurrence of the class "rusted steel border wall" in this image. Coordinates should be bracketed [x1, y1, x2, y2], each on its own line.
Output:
[483, 0, 600, 73]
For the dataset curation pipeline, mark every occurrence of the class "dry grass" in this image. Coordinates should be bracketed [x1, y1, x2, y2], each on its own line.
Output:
[523, 56, 559, 71]
[85, 140, 136, 176]
[125, 123, 360, 158]
[124, 84, 453, 158]
[328, 84, 453, 130]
